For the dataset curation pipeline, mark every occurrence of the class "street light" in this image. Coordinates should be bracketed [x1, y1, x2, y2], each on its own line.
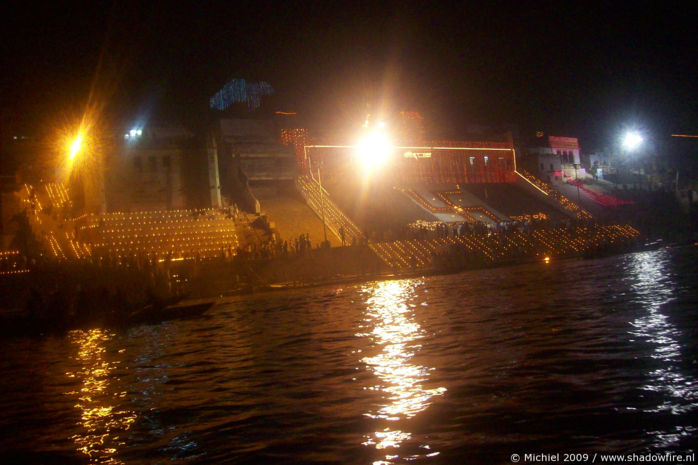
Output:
[622, 130, 643, 152]
[355, 129, 392, 174]
[621, 130, 645, 189]
[68, 133, 84, 165]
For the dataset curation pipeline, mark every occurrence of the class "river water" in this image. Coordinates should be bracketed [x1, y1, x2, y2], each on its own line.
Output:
[1, 248, 697, 464]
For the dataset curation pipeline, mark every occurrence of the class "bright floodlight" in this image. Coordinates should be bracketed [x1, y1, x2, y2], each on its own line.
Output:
[68, 134, 83, 162]
[126, 128, 143, 140]
[622, 131, 643, 151]
[356, 131, 392, 173]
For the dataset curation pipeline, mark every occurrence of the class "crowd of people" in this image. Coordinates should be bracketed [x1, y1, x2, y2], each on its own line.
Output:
[235, 233, 318, 261]
[362, 215, 601, 243]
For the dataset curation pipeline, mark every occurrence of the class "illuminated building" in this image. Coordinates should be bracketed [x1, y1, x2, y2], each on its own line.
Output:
[302, 139, 517, 185]
[100, 125, 201, 212]
[520, 133, 584, 180]
[585, 151, 615, 180]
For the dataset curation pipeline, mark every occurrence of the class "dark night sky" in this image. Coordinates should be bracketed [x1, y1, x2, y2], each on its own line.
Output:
[1, 0, 697, 149]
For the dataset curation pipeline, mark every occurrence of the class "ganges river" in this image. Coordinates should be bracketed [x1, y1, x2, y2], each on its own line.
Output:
[1, 247, 697, 464]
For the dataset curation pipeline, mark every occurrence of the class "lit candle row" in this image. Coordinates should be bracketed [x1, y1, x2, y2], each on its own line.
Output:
[372, 224, 639, 269]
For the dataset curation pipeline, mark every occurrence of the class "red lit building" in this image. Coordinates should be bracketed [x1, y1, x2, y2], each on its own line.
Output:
[521, 134, 585, 180]
[396, 141, 516, 184]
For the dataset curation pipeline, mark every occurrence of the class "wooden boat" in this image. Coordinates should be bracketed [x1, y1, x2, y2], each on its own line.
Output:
[129, 298, 217, 325]
[0, 298, 217, 337]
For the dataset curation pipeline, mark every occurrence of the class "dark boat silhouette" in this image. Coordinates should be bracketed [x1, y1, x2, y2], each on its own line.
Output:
[128, 299, 216, 325]
[1, 298, 217, 337]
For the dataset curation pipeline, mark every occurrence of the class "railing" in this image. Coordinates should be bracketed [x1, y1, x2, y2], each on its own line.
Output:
[517, 169, 593, 219]
[296, 175, 364, 245]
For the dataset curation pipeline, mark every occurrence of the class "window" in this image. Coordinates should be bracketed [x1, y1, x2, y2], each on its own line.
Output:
[540, 163, 545, 171]
[484, 155, 489, 165]
[133, 156, 142, 172]
[148, 156, 157, 172]
[163, 156, 171, 170]
[469, 156, 475, 165]
[550, 163, 554, 171]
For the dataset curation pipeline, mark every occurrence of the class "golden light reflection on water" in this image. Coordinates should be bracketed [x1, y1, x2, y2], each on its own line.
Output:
[358, 280, 446, 462]
[628, 252, 698, 447]
[66, 329, 136, 464]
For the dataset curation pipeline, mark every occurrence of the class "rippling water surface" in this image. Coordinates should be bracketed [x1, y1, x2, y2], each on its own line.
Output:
[1, 248, 697, 464]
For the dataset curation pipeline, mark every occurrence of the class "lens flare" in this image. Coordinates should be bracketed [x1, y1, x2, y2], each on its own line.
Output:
[68, 134, 83, 162]
[622, 131, 643, 152]
[356, 131, 392, 173]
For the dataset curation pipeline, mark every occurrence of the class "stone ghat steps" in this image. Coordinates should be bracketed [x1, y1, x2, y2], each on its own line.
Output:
[435, 191, 502, 223]
[399, 187, 503, 225]
[84, 209, 240, 260]
[257, 194, 341, 247]
[370, 224, 639, 270]
[517, 169, 593, 220]
[0, 250, 30, 276]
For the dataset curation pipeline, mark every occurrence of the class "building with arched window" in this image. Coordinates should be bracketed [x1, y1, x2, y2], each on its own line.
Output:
[520, 134, 585, 181]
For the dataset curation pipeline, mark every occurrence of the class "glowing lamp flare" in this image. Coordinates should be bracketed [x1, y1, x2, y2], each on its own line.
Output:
[68, 135, 83, 162]
[622, 131, 643, 151]
[356, 131, 392, 172]
[544, 256, 551, 264]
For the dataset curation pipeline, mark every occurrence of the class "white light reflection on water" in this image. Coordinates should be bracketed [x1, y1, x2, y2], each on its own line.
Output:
[65, 329, 135, 464]
[358, 279, 446, 463]
[627, 251, 698, 446]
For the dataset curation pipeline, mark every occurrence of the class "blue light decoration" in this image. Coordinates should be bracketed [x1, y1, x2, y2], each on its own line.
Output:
[209, 79, 274, 111]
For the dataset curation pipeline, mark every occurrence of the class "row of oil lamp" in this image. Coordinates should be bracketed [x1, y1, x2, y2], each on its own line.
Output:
[371, 224, 639, 269]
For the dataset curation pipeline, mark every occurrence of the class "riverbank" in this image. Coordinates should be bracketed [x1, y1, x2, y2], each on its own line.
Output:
[0, 226, 655, 336]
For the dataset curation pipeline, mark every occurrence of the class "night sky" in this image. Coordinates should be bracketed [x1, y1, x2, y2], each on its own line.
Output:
[2, 0, 697, 149]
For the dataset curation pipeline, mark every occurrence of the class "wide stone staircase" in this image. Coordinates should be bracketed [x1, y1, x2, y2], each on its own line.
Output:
[435, 191, 502, 223]
[19, 181, 243, 262]
[369, 224, 639, 271]
[85, 209, 240, 260]
[399, 187, 502, 224]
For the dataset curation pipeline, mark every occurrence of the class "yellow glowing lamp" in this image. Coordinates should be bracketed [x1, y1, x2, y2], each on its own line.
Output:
[544, 256, 551, 264]
[68, 134, 83, 163]
[356, 131, 392, 173]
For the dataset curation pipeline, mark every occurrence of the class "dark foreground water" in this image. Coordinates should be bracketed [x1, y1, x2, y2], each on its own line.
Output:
[2, 248, 698, 464]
